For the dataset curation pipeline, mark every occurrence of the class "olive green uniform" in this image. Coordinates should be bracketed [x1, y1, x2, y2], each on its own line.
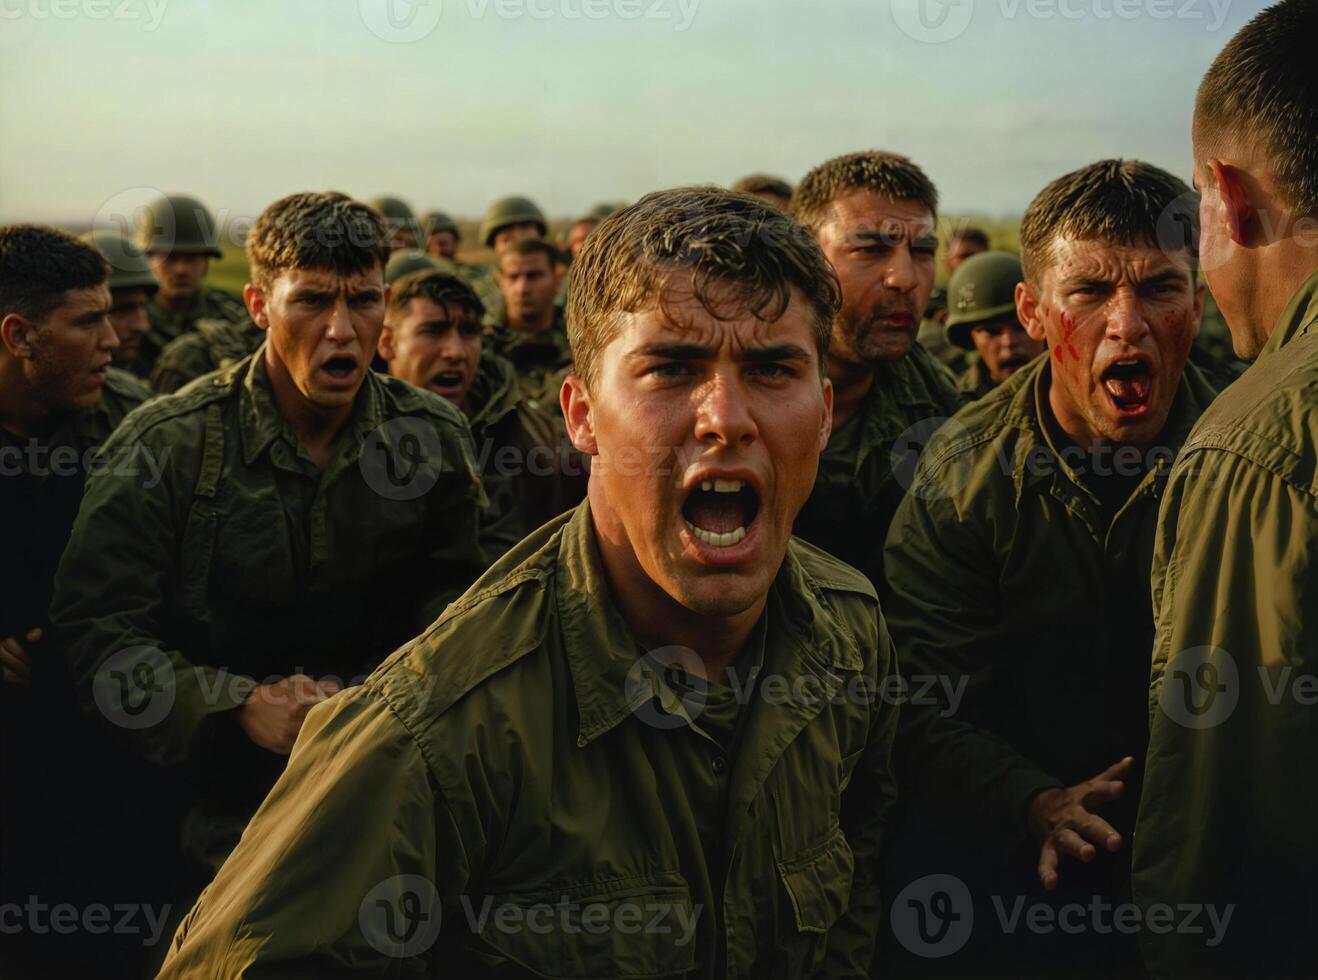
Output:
[1134, 271, 1318, 979]
[158, 501, 897, 978]
[467, 350, 588, 561]
[880, 355, 1220, 975]
[50, 351, 487, 870]
[916, 316, 973, 375]
[955, 358, 995, 402]
[792, 343, 963, 591]
[136, 286, 250, 379]
[485, 306, 574, 403]
[149, 318, 265, 393]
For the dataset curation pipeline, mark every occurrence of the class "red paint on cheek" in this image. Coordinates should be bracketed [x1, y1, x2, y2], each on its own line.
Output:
[1059, 312, 1081, 362]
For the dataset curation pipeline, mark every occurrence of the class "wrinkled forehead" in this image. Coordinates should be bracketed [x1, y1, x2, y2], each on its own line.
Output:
[399, 297, 481, 328]
[1043, 235, 1196, 285]
[820, 190, 937, 245]
[55, 284, 112, 320]
[271, 265, 384, 294]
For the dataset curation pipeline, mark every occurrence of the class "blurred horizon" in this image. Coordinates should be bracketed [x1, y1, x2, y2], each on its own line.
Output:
[0, 0, 1264, 227]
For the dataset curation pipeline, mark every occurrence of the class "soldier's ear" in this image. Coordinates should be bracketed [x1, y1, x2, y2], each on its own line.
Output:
[561, 373, 598, 456]
[819, 376, 834, 451]
[1016, 281, 1048, 344]
[378, 323, 396, 362]
[1206, 160, 1253, 247]
[244, 283, 271, 331]
[0, 312, 37, 359]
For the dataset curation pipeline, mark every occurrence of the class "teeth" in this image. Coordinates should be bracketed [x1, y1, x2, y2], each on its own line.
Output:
[701, 480, 712, 491]
[685, 521, 747, 548]
[713, 479, 743, 493]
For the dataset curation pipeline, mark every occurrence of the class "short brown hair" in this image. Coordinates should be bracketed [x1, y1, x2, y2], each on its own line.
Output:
[0, 224, 108, 325]
[1018, 159, 1197, 285]
[567, 185, 840, 387]
[732, 174, 794, 199]
[792, 151, 939, 235]
[246, 192, 389, 290]
[498, 238, 560, 271]
[948, 226, 990, 250]
[1195, 0, 1318, 218]
[385, 270, 484, 325]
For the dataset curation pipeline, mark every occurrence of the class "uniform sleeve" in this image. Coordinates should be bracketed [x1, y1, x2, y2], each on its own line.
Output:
[883, 478, 1063, 843]
[158, 685, 470, 979]
[150, 336, 214, 394]
[1135, 448, 1318, 977]
[49, 421, 255, 766]
[817, 606, 900, 978]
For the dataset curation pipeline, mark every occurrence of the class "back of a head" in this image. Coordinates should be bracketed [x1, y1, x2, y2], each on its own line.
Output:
[567, 185, 840, 386]
[246, 192, 390, 290]
[1195, 0, 1318, 219]
[0, 224, 108, 326]
[792, 151, 939, 235]
[732, 174, 794, 200]
[1018, 159, 1196, 285]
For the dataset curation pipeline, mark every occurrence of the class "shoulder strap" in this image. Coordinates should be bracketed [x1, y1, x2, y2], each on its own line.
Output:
[194, 403, 224, 500]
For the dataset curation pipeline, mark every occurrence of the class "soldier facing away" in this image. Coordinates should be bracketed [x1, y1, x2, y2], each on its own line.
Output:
[134, 193, 248, 378]
[50, 192, 488, 879]
[156, 186, 898, 978]
[881, 160, 1223, 978]
[1135, 3, 1318, 976]
[789, 150, 964, 591]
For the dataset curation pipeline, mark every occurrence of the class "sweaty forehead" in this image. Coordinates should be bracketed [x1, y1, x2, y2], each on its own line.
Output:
[823, 190, 935, 236]
[617, 287, 816, 356]
[275, 266, 384, 293]
[1046, 236, 1194, 283]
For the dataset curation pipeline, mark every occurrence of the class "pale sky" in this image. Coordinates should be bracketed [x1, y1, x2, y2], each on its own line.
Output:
[0, 0, 1265, 227]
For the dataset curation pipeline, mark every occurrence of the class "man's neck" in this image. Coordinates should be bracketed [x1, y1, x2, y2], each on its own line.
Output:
[826, 356, 876, 431]
[263, 347, 355, 469]
[155, 289, 199, 314]
[0, 361, 50, 439]
[589, 493, 767, 683]
[1256, 245, 1318, 347]
[507, 308, 555, 335]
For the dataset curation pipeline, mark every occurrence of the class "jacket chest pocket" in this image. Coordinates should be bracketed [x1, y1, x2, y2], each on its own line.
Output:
[469, 873, 700, 978]
[204, 485, 297, 606]
[770, 826, 854, 976]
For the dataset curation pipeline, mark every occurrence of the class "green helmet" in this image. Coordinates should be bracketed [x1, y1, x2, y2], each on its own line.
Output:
[423, 211, 460, 237]
[83, 230, 159, 292]
[369, 195, 415, 224]
[479, 195, 547, 247]
[135, 193, 223, 258]
[385, 249, 458, 285]
[945, 251, 1025, 350]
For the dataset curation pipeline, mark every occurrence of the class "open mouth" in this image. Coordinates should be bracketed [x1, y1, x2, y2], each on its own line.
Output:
[428, 370, 465, 392]
[1102, 358, 1153, 416]
[681, 478, 761, 549]
[322, 354, 358, 381]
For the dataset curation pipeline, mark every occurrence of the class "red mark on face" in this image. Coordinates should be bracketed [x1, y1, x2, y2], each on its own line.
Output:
[1059, 312, 1081, 362]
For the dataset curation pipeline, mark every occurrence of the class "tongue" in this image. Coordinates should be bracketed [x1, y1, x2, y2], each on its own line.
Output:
[686, 493, 747, 534]
[1105, 374, 1151, 406]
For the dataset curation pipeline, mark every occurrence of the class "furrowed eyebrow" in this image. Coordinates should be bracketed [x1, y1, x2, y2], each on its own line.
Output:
[1139, 271, 1190, 287]
[740, 344, 811, 364]
[74, 306, 110, 324]
[628, 343, 714, 360]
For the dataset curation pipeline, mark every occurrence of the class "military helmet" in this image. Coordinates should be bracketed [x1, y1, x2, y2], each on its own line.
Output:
[135, 193, 223, 258]
[479, 195, 547, 246]
[385, 249, 458, 285]
[83, 230, 159, 292]
[945, 251, 1025, 349]
[424, 210, 460, 237]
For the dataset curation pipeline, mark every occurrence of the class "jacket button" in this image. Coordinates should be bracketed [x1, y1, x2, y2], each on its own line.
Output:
[711, 754, 728, 775]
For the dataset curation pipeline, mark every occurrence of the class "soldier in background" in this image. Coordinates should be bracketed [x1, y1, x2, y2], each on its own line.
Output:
[790, 150, 963, 590]
[731, 172, 794, 210]
[489, 238, 570, 401]
[379, 269, 586, 559]
[84, 230, 158, 370]
[51, 192, 487, 883]
[944, 251, 1045, 400]
[0, 225, 167, 978]
[918, 226, 993, 370]
[466, 194, 550, 322]
[945, 225, 991, 275]
[564, 202, 621, 260]
[367, 195, 421, 252]
[135, 193, 247, 379]
[423, 210, 460, 261]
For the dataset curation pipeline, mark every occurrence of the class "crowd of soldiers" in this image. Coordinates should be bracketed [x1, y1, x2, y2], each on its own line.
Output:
[2, 2, 1317, 977]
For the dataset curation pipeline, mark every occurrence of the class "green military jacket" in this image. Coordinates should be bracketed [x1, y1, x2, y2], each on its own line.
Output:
[1134, 271, 1318, 979]
[883, 354, 1220, 851]
[467, 350, 588, 561]
[159, 502, 899, 979]
[915, 317, 973, 376]
[793, 342, 963, 591]
[150, 318, 265, 393]
[485, 306, 574, 403]
[955, 358, 995, 402]
[134, 286, 250, 378]
[50, 351, 488, 870]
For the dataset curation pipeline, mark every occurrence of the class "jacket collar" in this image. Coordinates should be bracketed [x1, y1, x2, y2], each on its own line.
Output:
[555, 501, 864, 749]
[1260, 269, 1318, 356]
